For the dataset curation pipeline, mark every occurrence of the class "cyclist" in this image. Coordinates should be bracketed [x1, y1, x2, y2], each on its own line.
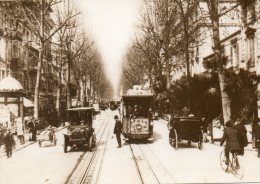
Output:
[220, 120, 242, 165]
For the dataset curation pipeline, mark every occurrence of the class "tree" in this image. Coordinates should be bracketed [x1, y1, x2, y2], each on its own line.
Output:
[121, 43, 148, 90]
[19, 0, 79, 118]
[133, 0, 181, 94]
[174, 0, 204, 108]
[204, 0, 231, 123]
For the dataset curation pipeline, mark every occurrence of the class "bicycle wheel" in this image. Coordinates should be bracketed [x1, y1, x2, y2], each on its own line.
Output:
[231, 154, 244, 180]
[220, 151, 229, 172]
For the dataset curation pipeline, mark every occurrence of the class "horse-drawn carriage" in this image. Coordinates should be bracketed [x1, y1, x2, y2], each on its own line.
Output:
[63, 107, 96, 153]
[168, 116, 203, 149]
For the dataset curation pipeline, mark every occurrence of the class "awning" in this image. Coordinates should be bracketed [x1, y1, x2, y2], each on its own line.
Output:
[23, 97, 34, 107]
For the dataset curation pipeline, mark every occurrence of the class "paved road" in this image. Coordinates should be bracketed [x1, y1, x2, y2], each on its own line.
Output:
[0, 110, 259, 184]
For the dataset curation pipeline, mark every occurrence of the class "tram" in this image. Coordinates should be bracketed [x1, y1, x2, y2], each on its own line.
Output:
[121, 88, 154, 141]
[109, 98, 120, 110]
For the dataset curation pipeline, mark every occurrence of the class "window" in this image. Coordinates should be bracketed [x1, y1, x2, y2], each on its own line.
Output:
[247, 35, 255, 67]
[12, 44, 18, 58]
[231, 42, 239, 67]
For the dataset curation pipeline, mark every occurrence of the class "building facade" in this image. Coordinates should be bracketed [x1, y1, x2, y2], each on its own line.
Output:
[0, 1, 60, 117]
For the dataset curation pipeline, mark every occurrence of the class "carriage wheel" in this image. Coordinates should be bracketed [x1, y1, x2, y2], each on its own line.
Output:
[171, 129, 178, 149]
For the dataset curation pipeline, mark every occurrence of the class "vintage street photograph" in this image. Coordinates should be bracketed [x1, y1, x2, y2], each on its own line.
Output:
[0, 0, 260, 183]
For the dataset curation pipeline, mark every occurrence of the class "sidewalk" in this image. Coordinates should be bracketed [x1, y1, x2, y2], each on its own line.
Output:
[0, 126, 66, 158]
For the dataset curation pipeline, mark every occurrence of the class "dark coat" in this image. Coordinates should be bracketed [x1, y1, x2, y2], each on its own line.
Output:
[234, 123, 248, 147]
[114, 120, 122, 134]
[256, 124, 260, 140]
[220, 127, 242, 152]
[3, 132, 14, 148]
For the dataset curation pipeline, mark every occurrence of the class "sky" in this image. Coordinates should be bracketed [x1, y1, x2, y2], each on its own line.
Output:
[77, 0, 141, 96]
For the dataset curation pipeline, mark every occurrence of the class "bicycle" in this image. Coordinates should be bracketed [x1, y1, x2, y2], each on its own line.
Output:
[220, 150, 244, 179]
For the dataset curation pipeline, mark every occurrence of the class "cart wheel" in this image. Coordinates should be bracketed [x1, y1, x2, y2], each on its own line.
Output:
[64, 144, 67, 153]
[198, 141, 203, 149]
[171, 129, 178, 149]
[88, 136, 93, 151]
[188, 140, 191, 146]
[38, 140, 41, 147]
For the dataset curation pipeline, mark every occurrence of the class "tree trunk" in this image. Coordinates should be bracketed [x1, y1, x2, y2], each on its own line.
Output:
[76, 82, 80, 107]
[56, 71, 62, 121]
[26, 58, 31, 96]
[89, 75, 92, 104]
[184, 22, 191, 109]
[207, 0, 231, 123]
[34, 0, 44, 119]
[67, 42, 71, 109]
[165, 56, 171, 90]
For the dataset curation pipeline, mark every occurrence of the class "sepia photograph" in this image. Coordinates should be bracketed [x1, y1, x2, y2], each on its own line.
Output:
[0, 0, 260, 183]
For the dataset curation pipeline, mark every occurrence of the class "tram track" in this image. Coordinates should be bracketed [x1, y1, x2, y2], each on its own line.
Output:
[129, 142, 175, 184]
[65, 113, 112, 184]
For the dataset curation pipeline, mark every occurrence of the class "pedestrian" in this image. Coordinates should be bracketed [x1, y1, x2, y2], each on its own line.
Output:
[234, 118, 248, 155]
[181, 106, 190, 117]
[3, 129, 15, 158]
[16, 117, 25, 144]
[114, 115, 122, 148]
[254, 120, 260, 158]
[0, 124, 5, 149]
[28, 119, 37, 141]
[202, 117, 209, 143]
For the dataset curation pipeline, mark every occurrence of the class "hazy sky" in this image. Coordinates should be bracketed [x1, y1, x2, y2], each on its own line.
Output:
[77, 0, 141, 96]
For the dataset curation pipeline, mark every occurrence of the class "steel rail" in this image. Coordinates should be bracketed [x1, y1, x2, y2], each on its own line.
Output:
[80, 116, 112, 184]
[65, 114, 110, 184]
[129, 143, 160, 184]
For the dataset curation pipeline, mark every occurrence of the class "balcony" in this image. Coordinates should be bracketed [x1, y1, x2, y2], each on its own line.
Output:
[4, 30, 23, 41]
[24, 41, 40, 54]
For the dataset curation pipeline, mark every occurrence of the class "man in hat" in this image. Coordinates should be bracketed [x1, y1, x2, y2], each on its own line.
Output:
[3, 129, 15, 158]
[114, 115, 122, 148]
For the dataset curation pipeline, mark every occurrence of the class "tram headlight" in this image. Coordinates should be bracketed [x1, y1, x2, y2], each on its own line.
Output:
[136, 124, 142, 130]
